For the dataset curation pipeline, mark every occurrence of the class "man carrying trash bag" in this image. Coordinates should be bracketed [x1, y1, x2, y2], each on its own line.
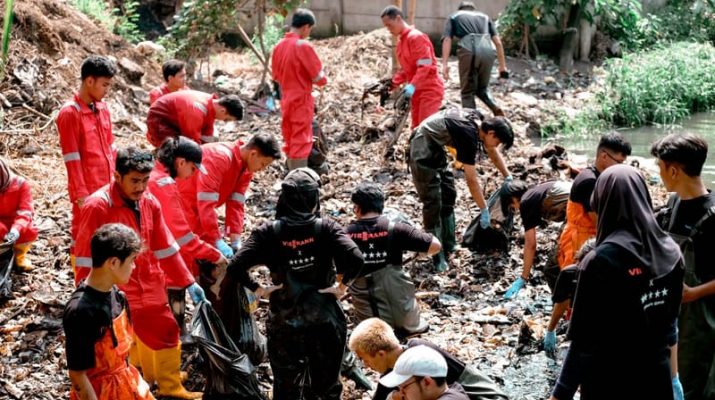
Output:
[220, 168, 365, 400]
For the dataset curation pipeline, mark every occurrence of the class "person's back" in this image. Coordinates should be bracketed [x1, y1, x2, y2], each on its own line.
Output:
[651, 133, 715, 399]
[146, 90, 215, 146]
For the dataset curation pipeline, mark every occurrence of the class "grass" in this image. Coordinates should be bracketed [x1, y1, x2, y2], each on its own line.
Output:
[1, 0, 14, 81]
[70, 0, 143, 43]
[544, 41, 715, 137]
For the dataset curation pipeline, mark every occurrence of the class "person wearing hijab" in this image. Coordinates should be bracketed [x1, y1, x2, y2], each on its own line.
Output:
[0, 158, 38, 272]
[220, 168, 365, 400]
[550, 165, 684, 400]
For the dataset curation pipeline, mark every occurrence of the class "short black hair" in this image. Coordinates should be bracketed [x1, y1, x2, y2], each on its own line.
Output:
[81, 55, 117, 81]
[481, 116, 515, 150]
[246, 133, 282, 159]
[458, 1, 477, 10]
[650, 133, 708, 177]
[414, 376, 446, 386]
[351, 182, 385, 214]
[291, 8, 316, 28]
[381, 5, 403, 19]
[116, 146, 154, 176]
[218, 95, 244, 120]
[156, 136, 202, 178]
[500, 180, 528, 215]
[597, 132, 632, 156]
[162, 59, 186, 82]
[91, 223, 142, 268]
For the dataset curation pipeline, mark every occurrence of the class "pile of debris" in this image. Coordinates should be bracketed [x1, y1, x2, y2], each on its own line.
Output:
[0, 3, 669, 398]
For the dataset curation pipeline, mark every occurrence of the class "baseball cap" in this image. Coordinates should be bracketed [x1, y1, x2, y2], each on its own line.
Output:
[379, 345, 448, 388]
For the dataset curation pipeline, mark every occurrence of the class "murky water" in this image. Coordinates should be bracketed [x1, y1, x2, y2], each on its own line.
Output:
[555, 111, 715, 187]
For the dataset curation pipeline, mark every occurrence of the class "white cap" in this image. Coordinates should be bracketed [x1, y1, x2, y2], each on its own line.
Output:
[379, 345, 448, 388]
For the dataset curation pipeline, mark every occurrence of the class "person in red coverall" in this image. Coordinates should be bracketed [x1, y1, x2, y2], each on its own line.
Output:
[177, 133, 281, 260]
[148, 136, 228, 341]
[0, 159, 38, 272]
[73, 147, 205, 399]
[381, 5, 445, 128]
[146, 90, 244, 147]
[57, 55, 117, 268]
[271, 8, 327, 170]
[149, 59, 189, 105]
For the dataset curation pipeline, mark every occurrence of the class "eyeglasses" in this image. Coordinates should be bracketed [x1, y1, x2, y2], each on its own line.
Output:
[399, 377, 422, 393]
[601, 150, 625, 164]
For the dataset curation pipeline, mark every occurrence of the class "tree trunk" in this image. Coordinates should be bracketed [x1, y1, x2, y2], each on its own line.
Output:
[559, 4, 582, 74]
[407, 0, 416, 25]
[391, 0, 402, 73]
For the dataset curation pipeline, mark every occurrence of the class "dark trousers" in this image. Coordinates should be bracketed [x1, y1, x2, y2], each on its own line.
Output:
[267, 305, 347, 400]
[457, 47, 500, 114]
[409, 133, 457, 257]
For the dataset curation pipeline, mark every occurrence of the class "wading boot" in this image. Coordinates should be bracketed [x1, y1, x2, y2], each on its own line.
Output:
[154, 344, 202, 399]
[13, 243, 33, 272]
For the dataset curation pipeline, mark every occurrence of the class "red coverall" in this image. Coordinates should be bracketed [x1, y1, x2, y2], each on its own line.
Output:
[177, 141, 252, 244]
[271, 32, 327, 160]
[0, 176, 38, 244]
[393, 27, 445, 128]
[149, 84, 189, 105]
[56, 94, 116, 244]
[146, 90, 218, 147]
[74, 182, 194, 350]
[148, 164, 222, 276]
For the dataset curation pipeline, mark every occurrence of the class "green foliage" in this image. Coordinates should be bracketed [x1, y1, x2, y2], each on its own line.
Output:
[161, 0, 238, 60]
[114, 1, 144, 44]
[599, 42, 715, 126]
[542, 105, 607, 138]
[69, 0, 143, 43]
[251, 14, 284, 60]
[1, 0, 14, 81]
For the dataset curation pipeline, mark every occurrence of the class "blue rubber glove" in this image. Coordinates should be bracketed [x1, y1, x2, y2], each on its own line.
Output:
[543, 330, 557, 355]
[3, 228, 19, 244]
[231, 238, 242, 252]
[403, 84, 415, 98]
[501, 175, 514, 191]
[504, 277, 526, 299]
[479, 208, 491, 229]
[672, 375, 684, 400]
[187, 283, 209, 305]
[215, 239, 234, 259]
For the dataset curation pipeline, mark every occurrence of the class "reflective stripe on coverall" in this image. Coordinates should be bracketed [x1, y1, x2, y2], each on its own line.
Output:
[0, 176, 38, 244]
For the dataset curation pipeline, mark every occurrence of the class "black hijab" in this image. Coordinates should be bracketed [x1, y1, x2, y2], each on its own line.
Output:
[275, 168, 321, 226]
[590, 164, 681, 278]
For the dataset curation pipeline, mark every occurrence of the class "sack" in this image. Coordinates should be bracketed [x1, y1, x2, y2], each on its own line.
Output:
[462, 188, 514, 254]
[217, 274, 268, 366]
[190, 302, 267, 400]
[458, 365, 509, 400]
[308, 118, 329, 175]
[0, 243, 13, 300]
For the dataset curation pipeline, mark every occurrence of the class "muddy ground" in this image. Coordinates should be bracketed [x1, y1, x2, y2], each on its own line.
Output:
[0, 2, 669, 399]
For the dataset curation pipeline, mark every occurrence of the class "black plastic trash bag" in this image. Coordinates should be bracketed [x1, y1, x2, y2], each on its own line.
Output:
[216, 274, 267, 366]
[463, 188, 514, 254]
[0, 242, 14, 300]
[191, 301, 267, 400]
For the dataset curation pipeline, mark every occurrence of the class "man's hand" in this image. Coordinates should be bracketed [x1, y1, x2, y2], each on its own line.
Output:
[76, 197, 86, 209]
[402, 84, 415, 98]
[215, 239, 234, 259]
[3, 228, 19, 244]
[442, 64, 450, 81]
[479, 208, 491, 229]
[255, 284, 283, 299]
[187, 282, 209, 305]
[319, 283, 347, 299]
[543, 330, 557, 356]
[504, 277, 526, 299]
[682, 284, 699, 303]
[231, 238, 242, 252]
[499, 68, 509, 79]
[673, 375, 684, 400]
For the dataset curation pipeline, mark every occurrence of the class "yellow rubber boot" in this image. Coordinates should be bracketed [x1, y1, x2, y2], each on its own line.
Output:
[13, 243, 33, 272]
[154, 344, 202, 399]
[132, 335, 157, 386]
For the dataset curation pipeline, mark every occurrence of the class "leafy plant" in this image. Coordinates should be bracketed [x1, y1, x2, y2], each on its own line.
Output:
[251, 13, 284, 62]
[114, 0, 144, 44]
[70, 0, 116, 28]
[1, 0, 14, 81]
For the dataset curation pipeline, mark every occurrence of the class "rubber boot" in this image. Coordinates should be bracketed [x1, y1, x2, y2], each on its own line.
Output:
[441, 213, 457, 255]
[13, 243, 33, 272]
[167, 288, 194, 346]
[286, 158, 308, 171]
[341, 351, 374, 391]
[154, 344, 202, 399]
[132, 335, 157, 387]
[428, 227, 448, 273]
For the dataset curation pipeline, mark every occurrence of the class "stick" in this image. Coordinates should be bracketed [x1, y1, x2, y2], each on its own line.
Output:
[21, 103, 50, 120]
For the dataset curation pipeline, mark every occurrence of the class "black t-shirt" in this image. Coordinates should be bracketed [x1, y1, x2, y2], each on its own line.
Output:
[346, 216, 432, 275]
[63, 284, 128, 371]
[373, 338, 466, 400]
[666, 192, 715, 289]
[569, 166, 599, 213]
[552, 265, 579, 303]
[519, 182, 554, 231]
[227, 218, 364, 310]
[442, 10, 496, 39]
[444, 109, 485, 166]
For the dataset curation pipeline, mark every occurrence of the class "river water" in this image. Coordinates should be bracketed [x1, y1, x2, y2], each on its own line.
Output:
[556, 111, 715, 187]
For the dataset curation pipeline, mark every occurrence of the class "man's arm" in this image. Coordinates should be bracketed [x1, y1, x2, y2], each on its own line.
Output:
[486, 145, 510, 178]
[225, 171, 252, 245]
[68, 370, 98, 400]
[427, 237, 441, 256]
[522, 228, 537, 280]
[57, 108, 89, 204]
[683, 279, 715, 303]
[547, 300, 570, 332]
[492, 35, 507, 74]
[463, 164, 487, 210]
[441, 37, 452, 81]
